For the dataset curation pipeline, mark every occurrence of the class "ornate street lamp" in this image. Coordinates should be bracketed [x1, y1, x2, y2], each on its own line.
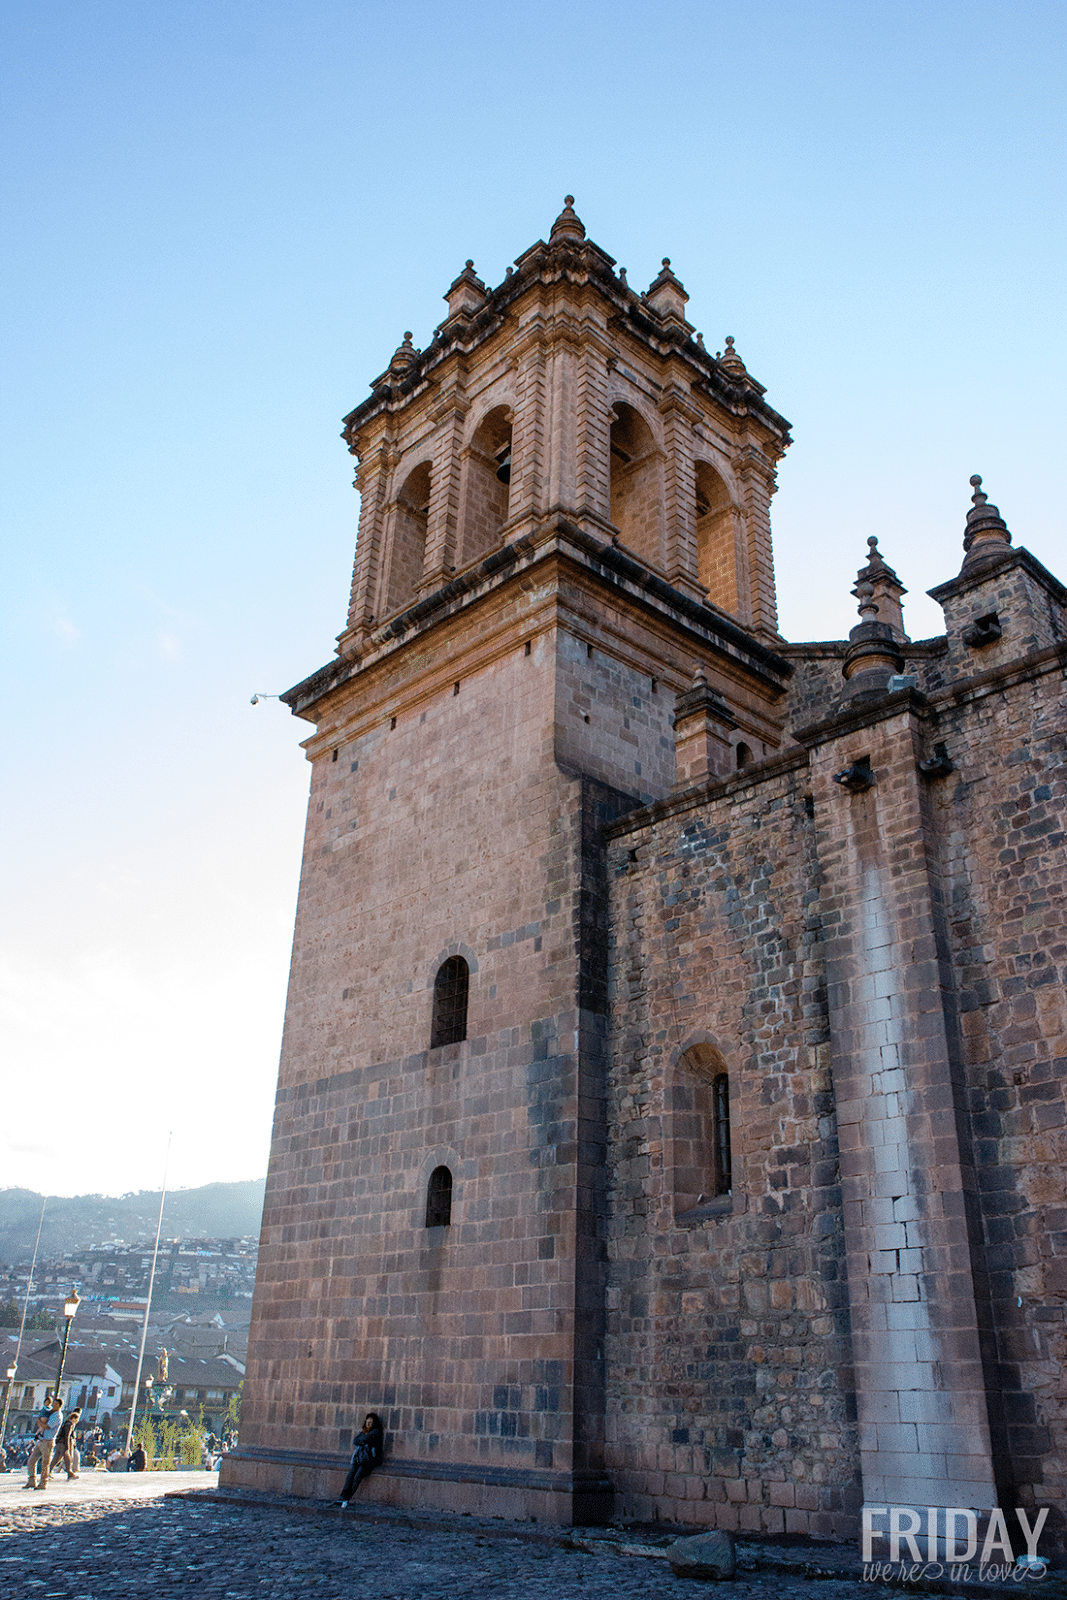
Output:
[53, 1288, 80, 1401]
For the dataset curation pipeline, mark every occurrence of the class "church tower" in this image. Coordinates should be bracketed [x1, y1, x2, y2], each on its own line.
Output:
[224, 199, 793, 1522]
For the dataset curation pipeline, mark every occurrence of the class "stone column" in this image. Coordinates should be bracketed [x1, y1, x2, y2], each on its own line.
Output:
[803, 700, 997, 1517]
[659, 380, 703, 600]
[506, 325, 548, 537]
[544, 326, 579, 515]
[736, 446, 780, 639]
[341, 435, 395, 649]
[575, 328, 613, 527]
[419, 390, 468, 591]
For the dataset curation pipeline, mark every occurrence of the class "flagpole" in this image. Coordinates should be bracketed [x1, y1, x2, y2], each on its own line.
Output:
[124, 1133, 172, 1455]
[0, 1193, 46, 1442]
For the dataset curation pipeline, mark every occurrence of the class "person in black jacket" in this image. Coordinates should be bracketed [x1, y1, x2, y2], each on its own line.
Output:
[336, 1413, 383, 1507]
[53, 1406, 82, 1478]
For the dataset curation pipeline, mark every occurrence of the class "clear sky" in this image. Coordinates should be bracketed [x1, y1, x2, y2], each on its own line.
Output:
[2, 1, 1063, 1198]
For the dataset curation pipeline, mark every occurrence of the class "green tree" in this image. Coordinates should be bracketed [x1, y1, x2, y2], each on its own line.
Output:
[133, 1415, 157, 1469]
[0, 1297, 20, 1327]
[178, 1415, 204, 1466]
[157, 1413, 181, 1470]
[223, 1381, 243, 1436]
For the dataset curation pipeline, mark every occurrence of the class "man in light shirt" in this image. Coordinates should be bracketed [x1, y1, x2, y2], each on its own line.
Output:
[25, 1398, 63, 1490]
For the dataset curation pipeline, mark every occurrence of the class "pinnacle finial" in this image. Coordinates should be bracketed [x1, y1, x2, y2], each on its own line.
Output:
[850, 533, 907, 638]
[719, 334, 747, 375]
[550, 195, 585, 243]
[962, 472, 1011, 565]
[387, 330, 419, 372]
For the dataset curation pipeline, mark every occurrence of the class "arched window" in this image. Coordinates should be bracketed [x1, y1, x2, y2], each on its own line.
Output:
[609, 403, 661, 568]
[387, 461, 431, 614]
[425, 1166, 453, 1227]
[694, 460, 741, 617]
[461, 406, 512, 567]
[670, 1043, 733, 1216]
[736, 741, 753, 769]
[430, 956, 469, 1048]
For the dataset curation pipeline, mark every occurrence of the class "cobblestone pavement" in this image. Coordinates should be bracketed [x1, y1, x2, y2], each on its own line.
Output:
[0, 1476, 1061, 1600]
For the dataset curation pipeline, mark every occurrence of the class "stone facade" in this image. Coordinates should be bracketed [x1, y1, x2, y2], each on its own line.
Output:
[223, 203, 1067, 1548]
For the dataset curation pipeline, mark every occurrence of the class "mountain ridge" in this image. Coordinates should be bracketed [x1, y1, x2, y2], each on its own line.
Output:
[0, 1179, 266, 1260]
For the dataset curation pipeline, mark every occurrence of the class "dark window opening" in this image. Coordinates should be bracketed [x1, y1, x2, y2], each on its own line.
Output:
[712, 1073, 732, 1195]
[431, 956, 469, 1047]
[736, 742, 753, 769]
[425, 1166, 453, 1227]
[672, 1043, 733, 1216]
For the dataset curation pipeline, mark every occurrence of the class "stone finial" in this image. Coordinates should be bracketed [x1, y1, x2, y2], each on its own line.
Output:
[962, 474, 1012, 568]
[851, 535, 908, 641]
[854, 578, 878, 621]
[645, 258, 691, 326]
[718, 335, 747, 376]
[443, 259, 487, 319]
[550, 195, 586, 244]
[839, 538, 907, 702]
[388, 332, 419, 373]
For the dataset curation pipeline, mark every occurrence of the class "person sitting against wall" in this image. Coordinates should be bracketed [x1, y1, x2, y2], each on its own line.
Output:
[336, 1413, 384, 1508]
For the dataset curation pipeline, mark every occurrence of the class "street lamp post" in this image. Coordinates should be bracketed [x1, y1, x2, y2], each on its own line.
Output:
[53, 1289, 80, 1403]
[0, 1362, 17, 1444]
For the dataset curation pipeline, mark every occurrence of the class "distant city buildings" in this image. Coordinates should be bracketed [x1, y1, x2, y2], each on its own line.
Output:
[0, 1233, 255, 1439]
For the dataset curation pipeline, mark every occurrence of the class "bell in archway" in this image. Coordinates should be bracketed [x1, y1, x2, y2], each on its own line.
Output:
[495, 446, 511, 485]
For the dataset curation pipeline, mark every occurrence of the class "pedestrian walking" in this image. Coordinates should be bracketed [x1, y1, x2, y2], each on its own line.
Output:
[25, 1398, 63, 1490]
[336, 1412, 384, 1507]
[53, 1405, 82, 1479]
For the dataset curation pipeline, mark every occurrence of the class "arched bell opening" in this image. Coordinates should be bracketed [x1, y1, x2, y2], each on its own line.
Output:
[461, 406, 512, 567]
[694, 460, 741, 617]
[609, 403, 662, 568]
[387, 461, 432, 614]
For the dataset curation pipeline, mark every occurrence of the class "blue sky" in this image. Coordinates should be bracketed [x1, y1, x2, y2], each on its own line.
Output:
[2, 0, 1064, 1197]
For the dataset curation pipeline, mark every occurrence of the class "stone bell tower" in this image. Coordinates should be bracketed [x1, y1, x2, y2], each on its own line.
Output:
[223, 199, 793, 1522]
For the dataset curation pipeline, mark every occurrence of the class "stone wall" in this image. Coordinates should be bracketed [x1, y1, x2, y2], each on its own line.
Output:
[925, 646, 1067, 1524]
[603, 753, 862, 1539]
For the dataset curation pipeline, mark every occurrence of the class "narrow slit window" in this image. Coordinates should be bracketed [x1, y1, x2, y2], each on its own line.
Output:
[713, 1073, 732, 1195]
[425, 1166, 453, 1227]
[431, 956, 469, 1047]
